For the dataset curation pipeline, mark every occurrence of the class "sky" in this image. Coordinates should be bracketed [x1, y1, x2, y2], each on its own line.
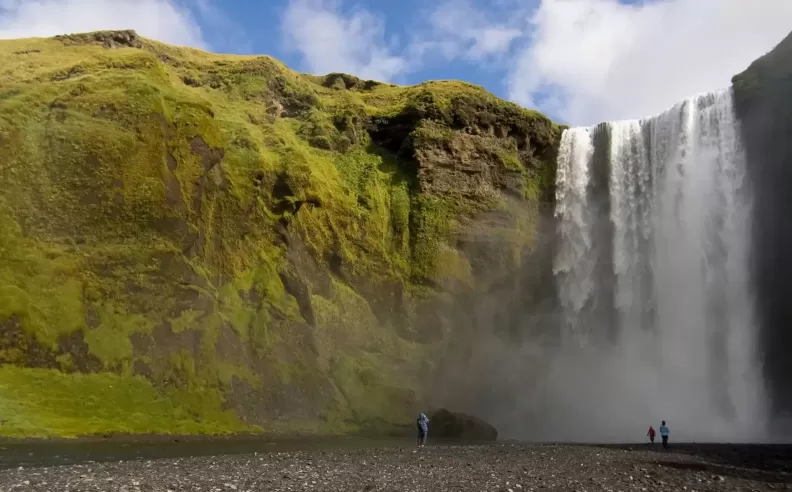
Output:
[0, 0, 791, 126]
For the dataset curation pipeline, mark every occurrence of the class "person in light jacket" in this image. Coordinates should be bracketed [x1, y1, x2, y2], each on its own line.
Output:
[659, 420, 670, 448]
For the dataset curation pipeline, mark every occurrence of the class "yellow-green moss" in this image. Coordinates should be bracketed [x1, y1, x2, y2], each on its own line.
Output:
[85, 302, 154, 369]
[410, 195, 455, 282]
[0, 201, 85, 348]
[310, 278, 422, 429]
[0, 366, 251, 438]
[329, 354, 416, 427]
[169, 309, 203, 333]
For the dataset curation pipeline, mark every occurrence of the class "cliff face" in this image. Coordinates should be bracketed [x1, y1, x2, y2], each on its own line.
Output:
[732, 30, 792, 424]
[0, 30, 561, 437]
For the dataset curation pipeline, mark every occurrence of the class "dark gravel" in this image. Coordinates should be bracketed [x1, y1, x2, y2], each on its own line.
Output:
[1, 443, 790, 491]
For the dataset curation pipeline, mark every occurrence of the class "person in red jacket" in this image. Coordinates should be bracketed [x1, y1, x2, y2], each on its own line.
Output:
[647, 426, 656, 444]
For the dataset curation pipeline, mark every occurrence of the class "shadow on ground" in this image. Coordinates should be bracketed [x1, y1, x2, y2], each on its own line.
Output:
[597, 443, 792, 485]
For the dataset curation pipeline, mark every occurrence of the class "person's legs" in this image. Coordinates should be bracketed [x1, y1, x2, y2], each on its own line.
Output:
[662, 436, 668, 448]
[650, 436, 654, 444]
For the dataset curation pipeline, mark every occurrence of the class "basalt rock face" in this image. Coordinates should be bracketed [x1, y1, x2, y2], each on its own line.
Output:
[732, 30, 792, 426]
[0, 31, 561, 437]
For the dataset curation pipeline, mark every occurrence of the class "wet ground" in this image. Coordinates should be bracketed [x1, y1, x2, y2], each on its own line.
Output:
[0, 441, 790, 491]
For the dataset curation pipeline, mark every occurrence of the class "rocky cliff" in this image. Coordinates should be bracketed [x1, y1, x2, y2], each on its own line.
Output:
[732, 30, 792, 425]
[0, 30, 561, 438]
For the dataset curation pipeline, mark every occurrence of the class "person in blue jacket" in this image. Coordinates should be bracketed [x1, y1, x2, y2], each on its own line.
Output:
[659, 420, 670, 448]
[417, 413, 430, 448]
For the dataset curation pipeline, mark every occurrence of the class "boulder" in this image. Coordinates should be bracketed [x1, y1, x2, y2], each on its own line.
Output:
[429, 408, 498, 441]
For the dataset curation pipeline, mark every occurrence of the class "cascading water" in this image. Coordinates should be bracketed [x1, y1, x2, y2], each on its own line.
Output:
[550, 88, 768, 442]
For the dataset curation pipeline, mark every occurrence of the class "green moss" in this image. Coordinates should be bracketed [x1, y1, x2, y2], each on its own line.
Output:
[433, 244, 474, 290]
[389, 179, 411, 257]
[218, 283, 254, 339]
[329, 354, 415, 427]
[170, 309, 203, 333]
[0, 366, 251, 438]
[310, 278, 420, 428]
[499, 151, 523, 172]
[325, 147, 414, 278]
[412, 120, 457, 147]
[0, 201, 85, 348]
[409, 194, 455, 282]
[164, 349, 198, 386]
[217, 361, 259, 389]
[85, 302, 154, 369]
[313, 279, 381, 352]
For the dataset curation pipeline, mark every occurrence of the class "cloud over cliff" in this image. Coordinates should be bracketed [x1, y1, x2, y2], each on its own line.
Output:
[0, 0, 207, 48]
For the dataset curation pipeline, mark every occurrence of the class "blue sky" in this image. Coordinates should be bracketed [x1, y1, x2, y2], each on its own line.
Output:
[1, 0, 791, 125]
[205, 0, 528, 89]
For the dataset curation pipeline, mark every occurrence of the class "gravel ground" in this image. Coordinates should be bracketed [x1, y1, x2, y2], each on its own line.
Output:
[1, 443, 790, 492]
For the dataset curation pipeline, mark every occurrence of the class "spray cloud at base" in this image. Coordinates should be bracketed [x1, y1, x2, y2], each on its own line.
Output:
[431, 88, 770, 443]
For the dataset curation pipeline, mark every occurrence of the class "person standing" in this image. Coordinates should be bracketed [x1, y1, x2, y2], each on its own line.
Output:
[659, 420, 670, 449]
[417, 413, 430, 448]
[647, 425, 656, 445]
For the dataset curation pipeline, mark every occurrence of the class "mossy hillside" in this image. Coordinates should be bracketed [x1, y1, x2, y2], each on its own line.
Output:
[0, 30, 560, 437]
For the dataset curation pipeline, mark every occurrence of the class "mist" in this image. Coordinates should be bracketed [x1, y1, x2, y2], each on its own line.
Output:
[430, 87, 775, 444]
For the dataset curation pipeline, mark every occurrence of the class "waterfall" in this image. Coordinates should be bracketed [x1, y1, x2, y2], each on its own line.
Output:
[553, 126, 595, 339]
[551, 88, 768, 442]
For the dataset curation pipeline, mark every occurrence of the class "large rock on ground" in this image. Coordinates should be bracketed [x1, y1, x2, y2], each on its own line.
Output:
[430, 408, 498, 441]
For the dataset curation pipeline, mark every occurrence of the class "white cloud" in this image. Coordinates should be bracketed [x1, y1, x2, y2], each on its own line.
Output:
[0, 0, 207, 48]
[417, 0, 523, 62]
[192, 0, 251, 54]
[281, 0, 409, 82]
[508, 0, 792, 126]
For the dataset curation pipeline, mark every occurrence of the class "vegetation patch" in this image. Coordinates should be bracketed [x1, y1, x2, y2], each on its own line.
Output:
[0, 366, 251, 438]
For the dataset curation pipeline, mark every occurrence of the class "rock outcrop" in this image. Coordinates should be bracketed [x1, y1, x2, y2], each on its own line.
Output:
[429, 408, 498, 441]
